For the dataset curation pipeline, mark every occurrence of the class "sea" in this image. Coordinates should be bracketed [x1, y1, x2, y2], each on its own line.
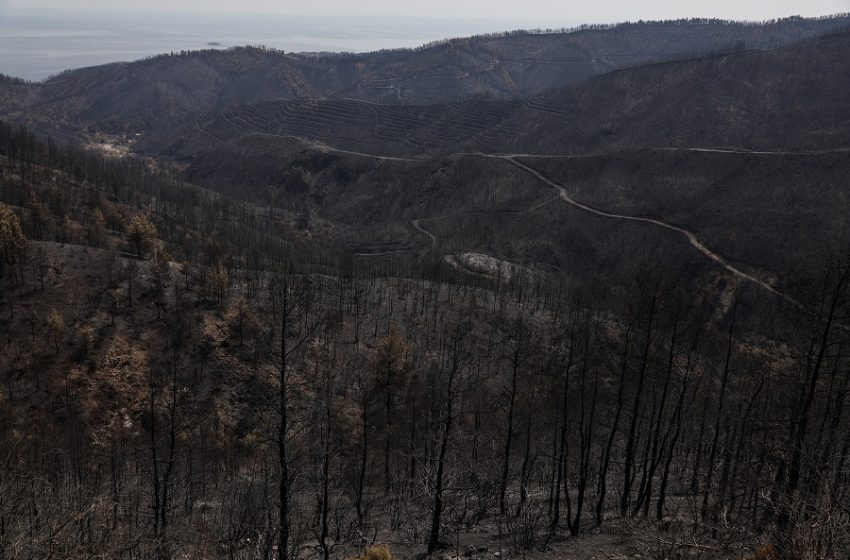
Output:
[0, 10, 549, 82]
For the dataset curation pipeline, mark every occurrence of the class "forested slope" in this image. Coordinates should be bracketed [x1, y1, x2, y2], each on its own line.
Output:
[2, 119, 850, 560]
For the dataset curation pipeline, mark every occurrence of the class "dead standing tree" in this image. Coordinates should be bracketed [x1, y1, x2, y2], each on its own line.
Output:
[272, 273, 324, 560]
[427, 321, 470, 555]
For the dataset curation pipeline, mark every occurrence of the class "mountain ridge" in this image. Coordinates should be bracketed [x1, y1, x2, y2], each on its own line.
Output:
[4, 14, 850, 140]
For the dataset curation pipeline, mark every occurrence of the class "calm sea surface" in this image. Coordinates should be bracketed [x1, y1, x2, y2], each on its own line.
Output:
[0, 11, 542, 82]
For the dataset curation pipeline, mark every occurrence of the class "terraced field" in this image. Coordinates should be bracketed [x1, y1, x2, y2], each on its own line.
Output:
[167, 97, 532, 157]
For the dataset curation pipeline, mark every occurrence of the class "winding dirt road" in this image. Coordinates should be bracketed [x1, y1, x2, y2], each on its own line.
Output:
[456, 146, 850, 159]
[410, 218, 438, 258]
[497, 155, 799, 306]
[410, 219, 437, 246]
[355, 150, 802, 308]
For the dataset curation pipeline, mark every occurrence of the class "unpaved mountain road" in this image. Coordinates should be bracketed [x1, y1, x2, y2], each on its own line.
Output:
[410, 218, 438, 258]
[494, 155, 799, 306]
[457, 146, 850, 159]
[342, 148, 803, 306]
[659, 147, 850, 156]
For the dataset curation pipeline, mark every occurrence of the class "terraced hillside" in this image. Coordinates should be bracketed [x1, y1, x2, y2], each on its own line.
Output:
[134, 30, 850, 178]
[154, 97, 530, 158]
[2, 15, 849, 141]
[122, 29, 850, 169]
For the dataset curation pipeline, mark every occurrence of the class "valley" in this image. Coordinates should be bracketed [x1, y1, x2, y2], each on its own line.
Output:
[2, 13, 850, 560]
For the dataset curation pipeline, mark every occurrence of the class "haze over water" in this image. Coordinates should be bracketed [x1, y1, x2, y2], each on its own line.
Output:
[0, 10, 549, 82]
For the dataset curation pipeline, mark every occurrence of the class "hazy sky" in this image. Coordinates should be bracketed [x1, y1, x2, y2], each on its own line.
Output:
[3, 0, 850, 23]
